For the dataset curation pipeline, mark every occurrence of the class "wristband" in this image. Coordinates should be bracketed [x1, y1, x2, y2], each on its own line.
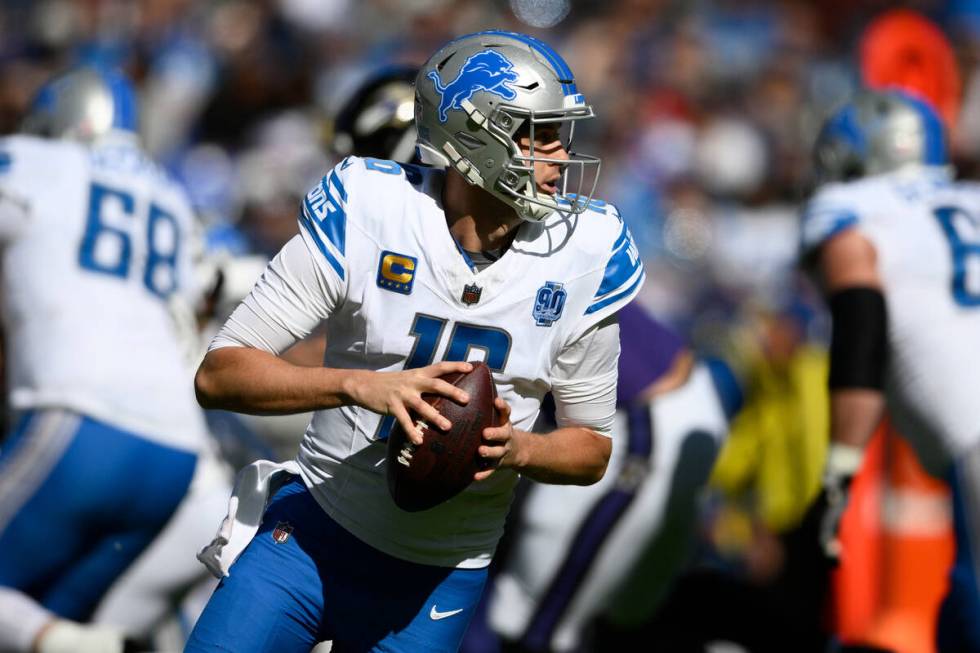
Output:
[825, 442, 864, 481]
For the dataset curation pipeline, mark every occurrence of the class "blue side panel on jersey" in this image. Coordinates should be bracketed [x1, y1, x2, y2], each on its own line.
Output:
[318, 170, 347, 254]
[0, 151, 11, 174]
[474, 30, 578, 96]
[299, 207, 344, 280]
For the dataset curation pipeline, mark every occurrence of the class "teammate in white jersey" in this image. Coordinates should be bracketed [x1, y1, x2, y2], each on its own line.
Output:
[186, 31, 643, 653]
[0, 66, 208, 653]
[801, 89, 980, 651]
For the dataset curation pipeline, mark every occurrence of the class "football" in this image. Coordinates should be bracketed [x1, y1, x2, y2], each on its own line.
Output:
[386, 362, 498, 512]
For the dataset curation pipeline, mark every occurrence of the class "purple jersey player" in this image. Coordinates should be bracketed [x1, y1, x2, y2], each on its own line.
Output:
[485, 301, 741, 653]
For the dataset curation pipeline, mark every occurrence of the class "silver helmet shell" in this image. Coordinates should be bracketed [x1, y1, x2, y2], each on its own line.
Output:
[813, 89, 948, 183]
[22, 66, 138, 143]
[415, 30, 600, 222]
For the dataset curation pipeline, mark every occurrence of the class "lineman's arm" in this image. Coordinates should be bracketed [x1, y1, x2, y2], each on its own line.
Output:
[478, 316, 618, 486]
[194, 235, 470, 443]
[812, 228, 888, 558]
[819, 228, 888, 458]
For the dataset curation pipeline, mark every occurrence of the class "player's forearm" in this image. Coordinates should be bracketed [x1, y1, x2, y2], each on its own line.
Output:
[830, 388, 885, 449]
[194, 346, 355, 414]
[509, 427, 611, 485]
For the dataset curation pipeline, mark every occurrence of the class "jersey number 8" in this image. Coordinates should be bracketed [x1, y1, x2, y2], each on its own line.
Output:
[78, 182, 180, 299]
[934, 206, 980, 307]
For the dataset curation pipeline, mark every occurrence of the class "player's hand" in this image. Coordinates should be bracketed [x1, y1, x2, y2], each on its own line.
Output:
[347, 362, 472, 445]
[811, 471, 854, 565]
[476, 396, 519, 481]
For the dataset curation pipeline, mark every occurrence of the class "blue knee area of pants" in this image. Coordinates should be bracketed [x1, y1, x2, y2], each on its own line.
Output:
[938, 463, 980, 653]
[0, 409, 197, 619]
[187, 477, 488, 653]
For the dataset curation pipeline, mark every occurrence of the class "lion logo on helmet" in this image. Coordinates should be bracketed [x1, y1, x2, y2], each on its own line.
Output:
[428, 50, 519, 123]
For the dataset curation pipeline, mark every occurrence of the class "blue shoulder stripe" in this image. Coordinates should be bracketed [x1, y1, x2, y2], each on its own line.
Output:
[594, 227, 642, 299]
[800, 207, 858, 250]
[316, 170, 347, 254]
[611, 221, 629, 252]
[585, 270, 645, 315]
[299, 207, 344, 280]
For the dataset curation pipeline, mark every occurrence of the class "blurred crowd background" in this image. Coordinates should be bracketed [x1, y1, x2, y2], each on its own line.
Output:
[1, 0, 976, 651]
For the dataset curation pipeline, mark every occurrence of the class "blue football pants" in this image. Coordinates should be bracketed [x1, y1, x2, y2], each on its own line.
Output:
[0, 409, 197, 620]
[186, 477, 488, 653]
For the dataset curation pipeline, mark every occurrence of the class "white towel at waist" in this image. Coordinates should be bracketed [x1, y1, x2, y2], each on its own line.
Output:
[197, 459, 301, 578]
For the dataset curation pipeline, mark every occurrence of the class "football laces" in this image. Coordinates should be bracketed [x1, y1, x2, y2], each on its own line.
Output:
[397, 419, 428, 467]
[397, 443, 416, 467]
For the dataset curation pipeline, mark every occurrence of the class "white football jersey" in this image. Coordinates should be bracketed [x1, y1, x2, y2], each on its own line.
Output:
[213, 156, 644, 568]
[0, 135, 207, 452]
[802, 167, 980, 462]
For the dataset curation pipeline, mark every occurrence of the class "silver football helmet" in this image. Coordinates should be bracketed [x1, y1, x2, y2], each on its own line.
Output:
[21, 66, 138, 143]
[415, 30, 600, 222]
[813, 89, 948, 183]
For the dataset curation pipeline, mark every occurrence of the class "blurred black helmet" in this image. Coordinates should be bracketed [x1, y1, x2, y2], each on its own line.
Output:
[331, 65, 418, 163]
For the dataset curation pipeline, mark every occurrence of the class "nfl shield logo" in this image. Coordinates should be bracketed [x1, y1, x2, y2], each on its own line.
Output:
[272, 521, 293, 544]
[461, 283, 482, 305]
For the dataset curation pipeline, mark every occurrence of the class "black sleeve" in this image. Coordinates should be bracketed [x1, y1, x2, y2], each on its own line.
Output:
[828, 287, 888, 390]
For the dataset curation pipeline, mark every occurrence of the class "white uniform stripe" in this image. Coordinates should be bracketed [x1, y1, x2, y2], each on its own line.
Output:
[0, 410, 79, 533]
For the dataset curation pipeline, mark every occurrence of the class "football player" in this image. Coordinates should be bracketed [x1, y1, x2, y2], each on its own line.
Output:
[486, 301, 740, 653]
[186, 30, 643, 653]
[802, 89, 980, 651]
[0, 66, 209, 652]
[311, 61, 740, 653]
